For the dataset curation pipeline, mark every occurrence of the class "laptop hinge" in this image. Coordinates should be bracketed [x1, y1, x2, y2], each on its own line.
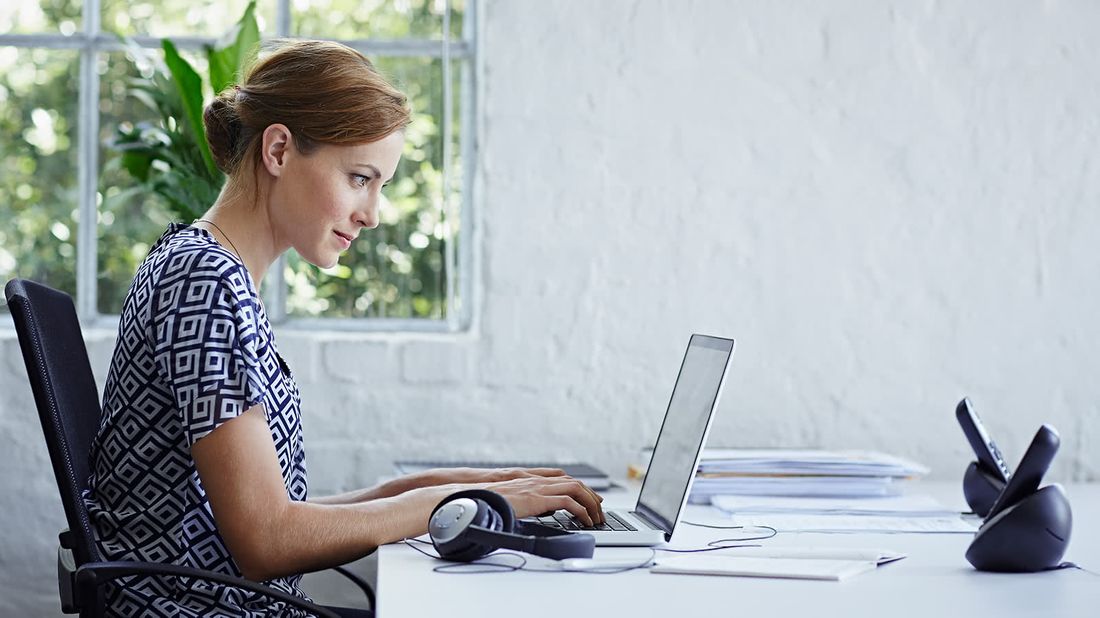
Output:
[631, 508, 668, 533]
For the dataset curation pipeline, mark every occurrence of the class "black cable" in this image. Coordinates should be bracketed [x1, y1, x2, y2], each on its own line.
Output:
[402, 538, 527, 573]
[402, 526, 776, 567]
[682, 522, 779, 536]
[677, 519, 774, 530]
[655, 524, 777, 553]
[400, 539, 655, 573]
[658, 542, 760, 554]
[436, 554, 528, 574]
[1054, 562, 1100, 576]
[521, 549, 657, 574]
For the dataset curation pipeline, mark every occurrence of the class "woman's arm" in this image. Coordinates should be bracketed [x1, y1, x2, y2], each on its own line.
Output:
[309, 466, 600, 505]
[305, 469, 463, 505]
[193, 405, 603, 583]
[306, 479, 418, 505]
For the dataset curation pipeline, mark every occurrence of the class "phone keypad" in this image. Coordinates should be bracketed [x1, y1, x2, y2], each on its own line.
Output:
[989, 441, 1011, 479]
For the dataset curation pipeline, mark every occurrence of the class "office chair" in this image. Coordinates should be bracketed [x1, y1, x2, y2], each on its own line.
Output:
[4, 278, 373, 618]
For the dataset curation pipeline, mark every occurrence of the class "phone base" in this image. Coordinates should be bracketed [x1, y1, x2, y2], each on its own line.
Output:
[963, 461, 1006, 518]
[965, 484, 1073, 572]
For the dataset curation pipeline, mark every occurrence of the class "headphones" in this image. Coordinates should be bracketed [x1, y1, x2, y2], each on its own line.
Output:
[428, 489, 596, 562]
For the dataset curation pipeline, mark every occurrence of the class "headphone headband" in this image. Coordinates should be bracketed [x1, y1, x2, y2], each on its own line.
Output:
[429, 489, 595, 562]
[464, 521, 596, 561]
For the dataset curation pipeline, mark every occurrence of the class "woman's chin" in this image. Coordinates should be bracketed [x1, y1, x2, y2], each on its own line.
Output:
[301, 251, 340, 270]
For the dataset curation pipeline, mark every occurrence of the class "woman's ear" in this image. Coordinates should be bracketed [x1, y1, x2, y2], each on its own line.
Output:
[260, 123, 293, 177]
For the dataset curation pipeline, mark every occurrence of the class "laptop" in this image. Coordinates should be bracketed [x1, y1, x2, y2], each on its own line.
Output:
[529, 334, 736, 546]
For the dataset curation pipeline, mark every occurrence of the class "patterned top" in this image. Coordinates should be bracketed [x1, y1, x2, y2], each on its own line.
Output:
[83, 223, 311, 617]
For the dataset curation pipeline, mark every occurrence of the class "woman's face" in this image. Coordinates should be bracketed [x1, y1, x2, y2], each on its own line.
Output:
[269, 130, 404, 269]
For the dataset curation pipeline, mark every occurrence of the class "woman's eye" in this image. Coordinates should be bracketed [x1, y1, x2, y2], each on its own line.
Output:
[352, 174, 370, 187]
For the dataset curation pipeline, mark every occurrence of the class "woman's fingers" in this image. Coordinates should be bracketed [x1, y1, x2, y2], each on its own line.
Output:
[521, 469, 604, 507]
[552, 495, 594, 527]
[485, 475, 605, 525]
[496, 469, 604, 511]
[543, 478, 604, 525]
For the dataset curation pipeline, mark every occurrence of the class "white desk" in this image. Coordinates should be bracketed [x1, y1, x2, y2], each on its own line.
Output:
[376, 483, 1100, 617]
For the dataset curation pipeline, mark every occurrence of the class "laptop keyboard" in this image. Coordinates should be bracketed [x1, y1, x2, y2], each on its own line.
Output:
[536, 510, 637, 532]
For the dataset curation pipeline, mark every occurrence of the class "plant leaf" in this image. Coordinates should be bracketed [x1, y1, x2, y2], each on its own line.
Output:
[161, 39, 219, 179]
[120, 151, 154, 182]
[206, 0, 260, 95]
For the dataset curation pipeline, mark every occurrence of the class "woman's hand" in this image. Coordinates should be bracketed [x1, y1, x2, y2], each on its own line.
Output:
[414, 467, 604, 524]
[393, 468, 606, 538]
[481, 475, 606, 526]
[372, 469, 606, 545]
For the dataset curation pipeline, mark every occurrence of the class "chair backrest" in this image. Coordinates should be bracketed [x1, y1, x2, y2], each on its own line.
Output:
[5, 279, 103, 566]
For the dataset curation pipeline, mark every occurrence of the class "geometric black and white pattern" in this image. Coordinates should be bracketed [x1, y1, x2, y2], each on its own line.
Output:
[84, 223, 310, 617]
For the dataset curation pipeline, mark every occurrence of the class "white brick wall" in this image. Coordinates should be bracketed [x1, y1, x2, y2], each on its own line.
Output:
[4, 0, 1100, 613]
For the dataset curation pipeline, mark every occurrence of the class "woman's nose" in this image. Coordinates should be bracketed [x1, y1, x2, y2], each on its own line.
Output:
[360, 196, 381, 229]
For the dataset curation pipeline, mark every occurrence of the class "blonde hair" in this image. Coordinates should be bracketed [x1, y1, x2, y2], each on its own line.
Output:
[202, 39, 410, 195]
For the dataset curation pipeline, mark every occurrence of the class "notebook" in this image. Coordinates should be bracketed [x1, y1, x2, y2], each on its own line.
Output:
[651, 555, 879, 581]
[651, 546, 905, 581]
[530, 334, 736, 546]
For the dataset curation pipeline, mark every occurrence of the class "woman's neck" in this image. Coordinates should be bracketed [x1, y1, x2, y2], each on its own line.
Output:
[196, 183, 283, 290]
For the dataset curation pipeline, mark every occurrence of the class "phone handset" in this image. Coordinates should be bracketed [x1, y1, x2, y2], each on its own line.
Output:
[965, 423, 1071, 572]
[983, 424, 1059, 522]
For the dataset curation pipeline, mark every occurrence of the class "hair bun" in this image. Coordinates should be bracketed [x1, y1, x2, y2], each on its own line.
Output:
[198, 40, 411, 178]
[202, 94, 242, 174]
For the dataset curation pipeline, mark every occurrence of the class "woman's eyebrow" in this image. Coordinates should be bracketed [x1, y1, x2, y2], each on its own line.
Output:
[353, 163, 383, 177]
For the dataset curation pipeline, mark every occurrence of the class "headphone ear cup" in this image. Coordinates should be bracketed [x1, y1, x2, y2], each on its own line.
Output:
[465, 489, 516, 533]
[428, 490, 515, 562]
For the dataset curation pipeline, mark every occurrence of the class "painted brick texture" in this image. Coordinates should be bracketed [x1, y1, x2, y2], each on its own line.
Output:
[3, 1, 1100, 613]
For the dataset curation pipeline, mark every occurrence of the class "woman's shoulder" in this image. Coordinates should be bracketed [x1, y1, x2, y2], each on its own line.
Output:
[143, 222, 256, 302]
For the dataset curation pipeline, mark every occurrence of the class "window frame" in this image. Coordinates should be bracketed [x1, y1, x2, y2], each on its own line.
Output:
[0, 0, 477, 334]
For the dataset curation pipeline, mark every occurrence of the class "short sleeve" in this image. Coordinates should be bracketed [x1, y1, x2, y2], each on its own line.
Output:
[151, 257, 270, 447]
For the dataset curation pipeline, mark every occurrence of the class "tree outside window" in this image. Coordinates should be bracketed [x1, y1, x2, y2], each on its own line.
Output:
[1, 0, 472, 329]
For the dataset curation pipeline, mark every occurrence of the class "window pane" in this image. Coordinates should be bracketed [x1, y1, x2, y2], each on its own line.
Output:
[96, 51, 184, 314]
[0, 0, 81, 35]
[285, 55, 460, 319]
[445, 57, 465, 318]
[0, 48, 80, 308]
[101, 0, 275, 38]
[292, 0, 464, 41]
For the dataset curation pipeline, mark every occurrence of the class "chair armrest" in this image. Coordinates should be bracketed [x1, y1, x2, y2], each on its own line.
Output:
[75, 560, 341, 618]
[330, 565, 375, 610]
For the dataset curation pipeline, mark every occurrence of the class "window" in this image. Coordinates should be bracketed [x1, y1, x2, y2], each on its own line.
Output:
[0, 0, 474, 332]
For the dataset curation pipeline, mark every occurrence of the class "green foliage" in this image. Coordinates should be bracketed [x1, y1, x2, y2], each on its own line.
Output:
[0, 46, 80, 301]
[4, 0, 463, 320]
[106, 1, 259, 222]
[206, 1, 260, 96]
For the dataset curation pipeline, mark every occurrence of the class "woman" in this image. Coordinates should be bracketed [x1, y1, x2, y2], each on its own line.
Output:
[84, 40, 603, 617]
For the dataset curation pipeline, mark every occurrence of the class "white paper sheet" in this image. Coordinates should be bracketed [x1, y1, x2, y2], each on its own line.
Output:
[651, 555, 881, 581]
[661, 546, 906, 564]
[711, 493, 961, 517]
[726, 513, 979, 534]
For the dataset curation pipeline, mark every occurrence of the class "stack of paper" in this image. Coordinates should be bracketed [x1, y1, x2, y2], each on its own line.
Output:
[709, 494, 979, 534]
[687, 448, 929, 502]
[710, 494, 958, 517]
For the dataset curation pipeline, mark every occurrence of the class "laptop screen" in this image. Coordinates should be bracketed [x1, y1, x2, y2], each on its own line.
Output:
[635, 334, 734, 535]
